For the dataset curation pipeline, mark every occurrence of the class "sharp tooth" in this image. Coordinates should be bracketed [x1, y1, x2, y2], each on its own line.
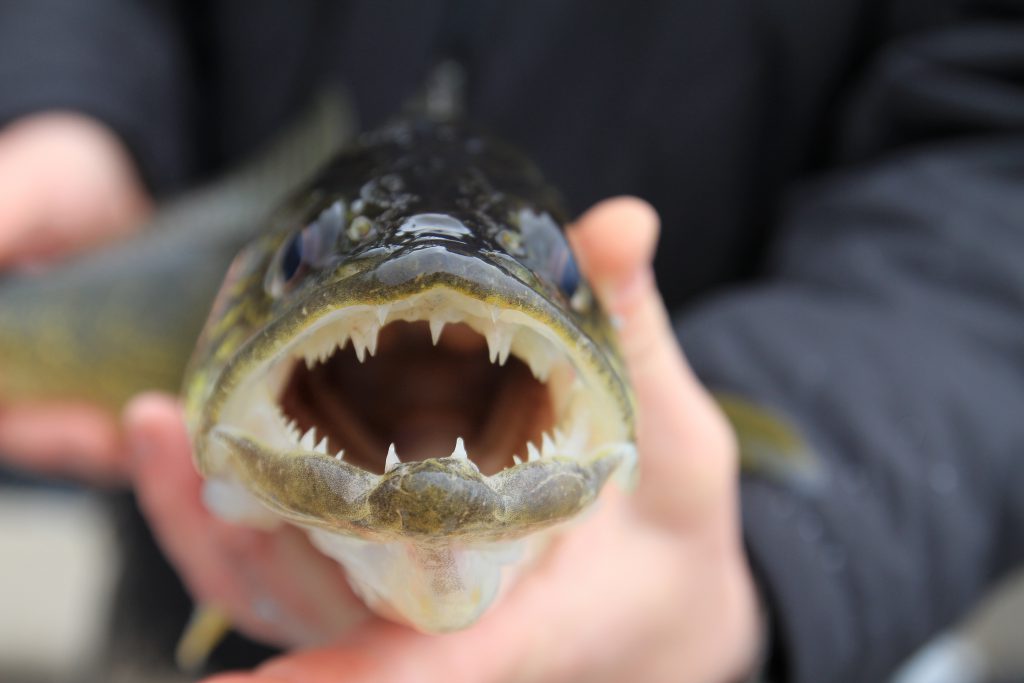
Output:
[429, 316, 445, 345]
[335, 450, 345, 461]
[299, 427, 318, 450]
[385, 443, 401, 473]
[485, 325, 512, 364]
[305, 354, 317, 370]
[527, 442, 541, 462]
[497, 331, 513, 366]
[489, 306, 501, 323]
[351, 330, 367, 362]
[314, 437, 329, 455]
[542, 432, 556, 457]
[376, 304, 390, 326]
[485, 328, 499, 363]
[512, 454, 524, 466]
[451, 437, 468, 460]
[527, 351, 552, 382]
[364, 321, 380, 357]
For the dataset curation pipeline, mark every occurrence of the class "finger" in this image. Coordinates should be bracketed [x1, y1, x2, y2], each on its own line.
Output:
[569, 198, 736, 524]
[0, 152, 44, 266]
[0, 113, 151, 267]
[0, 402, 126, 482]
[125, 393, 368, 646]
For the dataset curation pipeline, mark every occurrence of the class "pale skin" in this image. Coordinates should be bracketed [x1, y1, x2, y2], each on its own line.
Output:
[0, 114, 762, 682]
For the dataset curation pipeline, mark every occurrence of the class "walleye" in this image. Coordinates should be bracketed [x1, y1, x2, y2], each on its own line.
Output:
[0, 115, 636, 634]
[183, 119, 636, 631]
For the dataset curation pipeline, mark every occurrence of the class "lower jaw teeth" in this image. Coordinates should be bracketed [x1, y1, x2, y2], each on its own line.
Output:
[279, 404, 582, 475]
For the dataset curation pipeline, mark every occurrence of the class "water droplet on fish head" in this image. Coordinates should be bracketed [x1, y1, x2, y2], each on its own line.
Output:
[347, 215, 374, 242]
[497, 229, 523, 255]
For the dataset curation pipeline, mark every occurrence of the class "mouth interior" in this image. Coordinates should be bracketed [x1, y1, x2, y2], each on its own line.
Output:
[217, 290, 626, 482]
[279, 321, 553, 475]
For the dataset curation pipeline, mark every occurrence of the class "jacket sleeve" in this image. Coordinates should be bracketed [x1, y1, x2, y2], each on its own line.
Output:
[0, 0, 194, 192]
[676, 11, 1024, 683]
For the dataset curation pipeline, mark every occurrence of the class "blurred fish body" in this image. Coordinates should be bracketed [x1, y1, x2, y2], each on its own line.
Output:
[0, 113, 637, 633]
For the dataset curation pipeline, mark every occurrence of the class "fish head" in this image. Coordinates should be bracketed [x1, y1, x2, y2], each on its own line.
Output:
[183, 121, 636, 632]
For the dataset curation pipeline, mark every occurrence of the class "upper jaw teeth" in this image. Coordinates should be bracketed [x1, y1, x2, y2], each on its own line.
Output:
[293, 299, 558, 382]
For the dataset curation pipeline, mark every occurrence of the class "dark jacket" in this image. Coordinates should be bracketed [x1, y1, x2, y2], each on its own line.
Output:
[1, 1, 1022, 681]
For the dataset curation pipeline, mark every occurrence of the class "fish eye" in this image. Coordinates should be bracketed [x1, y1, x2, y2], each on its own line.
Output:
[266, 200, 347, 297]
[280, 232, 305, 282]
[515, 209, 585, 304]
[266, 228, 313, 297]
[555, 250, 580, 298]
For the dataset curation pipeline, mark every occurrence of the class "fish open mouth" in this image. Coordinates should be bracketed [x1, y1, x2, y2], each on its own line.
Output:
[206, 287, 633, 540]
[261, 289, 604, 473]
[280, 319, 556, 476]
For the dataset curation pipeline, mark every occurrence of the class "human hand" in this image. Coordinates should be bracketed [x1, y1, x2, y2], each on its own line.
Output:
[127, 197, 762, 682]
[0, 112, 152, 482]
[0, 112, 151, 268]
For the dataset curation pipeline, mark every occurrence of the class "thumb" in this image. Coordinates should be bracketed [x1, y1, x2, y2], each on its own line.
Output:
[569, 197, 736, 525]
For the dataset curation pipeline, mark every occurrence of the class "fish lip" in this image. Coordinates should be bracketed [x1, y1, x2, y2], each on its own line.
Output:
[211, 426, 629, 542]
